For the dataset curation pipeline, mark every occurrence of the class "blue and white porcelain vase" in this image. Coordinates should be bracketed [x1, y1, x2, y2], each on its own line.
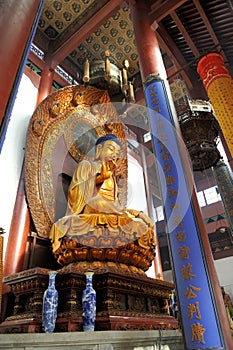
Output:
[82, 271, 96, 332]
[42, 270, 58, 333]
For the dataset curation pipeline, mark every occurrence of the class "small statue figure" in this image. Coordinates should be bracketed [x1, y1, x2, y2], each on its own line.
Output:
[49, 133, 156, 268]
[221, 286, 233, 329]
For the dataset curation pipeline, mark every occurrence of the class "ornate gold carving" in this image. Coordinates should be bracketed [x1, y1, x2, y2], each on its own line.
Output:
[54, 234, 155, 273]
[49, 101, 61, 118]
[25, 85, 127, 238]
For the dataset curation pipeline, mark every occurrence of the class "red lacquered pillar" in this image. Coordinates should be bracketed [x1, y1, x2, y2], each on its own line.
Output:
[1, 162, 31, 321]
[3, 163, 30, 276]
[130, 1, 233, 349]
[37, 59, 55, 105]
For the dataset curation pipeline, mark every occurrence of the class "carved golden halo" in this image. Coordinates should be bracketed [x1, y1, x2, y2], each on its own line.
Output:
[25, 85, 128, 238]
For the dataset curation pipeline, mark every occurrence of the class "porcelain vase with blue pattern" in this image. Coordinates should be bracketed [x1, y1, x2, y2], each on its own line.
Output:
[82, 271, 96, 331]
[42, 270, 58, 333]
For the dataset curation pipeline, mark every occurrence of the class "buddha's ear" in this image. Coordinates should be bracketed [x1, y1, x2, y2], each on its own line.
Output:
[95, 144, 102, 159]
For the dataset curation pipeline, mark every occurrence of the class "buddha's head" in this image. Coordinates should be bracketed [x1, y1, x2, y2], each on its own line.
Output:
[95, 134, 122, 162]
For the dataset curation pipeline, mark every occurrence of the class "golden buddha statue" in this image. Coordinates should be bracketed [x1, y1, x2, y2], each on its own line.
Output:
[49, 133, 156, 273]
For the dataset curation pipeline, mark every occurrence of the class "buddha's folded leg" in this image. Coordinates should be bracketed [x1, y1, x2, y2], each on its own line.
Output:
[84, 196, 123, 215]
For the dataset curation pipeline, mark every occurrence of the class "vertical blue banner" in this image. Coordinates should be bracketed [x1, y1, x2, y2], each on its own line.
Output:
[144, 77, 223, 349]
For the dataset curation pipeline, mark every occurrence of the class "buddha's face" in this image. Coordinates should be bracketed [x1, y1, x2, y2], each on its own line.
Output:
[97, 140, 121, 162]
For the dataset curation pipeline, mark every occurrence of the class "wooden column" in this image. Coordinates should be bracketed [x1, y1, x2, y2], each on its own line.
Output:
[1, 163, 30, 320]
[130, 1, 233, 349]
[37, 60, 55, 105]
[3, 163, 30, 276]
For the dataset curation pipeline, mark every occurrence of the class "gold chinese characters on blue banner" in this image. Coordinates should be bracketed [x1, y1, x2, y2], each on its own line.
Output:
[145, 78, 223, 349]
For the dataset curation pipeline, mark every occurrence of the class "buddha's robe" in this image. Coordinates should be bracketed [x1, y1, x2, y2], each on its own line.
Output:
[50, 159, 155, 252]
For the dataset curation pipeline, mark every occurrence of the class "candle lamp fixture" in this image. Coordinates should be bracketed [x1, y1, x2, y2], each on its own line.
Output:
[122, 59, 129, 92]
[128, 80, 135, 103]
[81, 52, 135, 103]
[83, 58, 90, 83]
[105, 50, 111, 81]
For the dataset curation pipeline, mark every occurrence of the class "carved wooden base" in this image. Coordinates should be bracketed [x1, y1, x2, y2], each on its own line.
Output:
[0, 318, 41, 333]
[95, 315, 177, 331]
[0, 266, 178, 333]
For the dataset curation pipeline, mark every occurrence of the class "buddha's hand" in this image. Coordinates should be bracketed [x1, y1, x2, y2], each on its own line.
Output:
[96, 161, 116, 184]
[102, 160, 116, 176]
[105, 160, 116, 172]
